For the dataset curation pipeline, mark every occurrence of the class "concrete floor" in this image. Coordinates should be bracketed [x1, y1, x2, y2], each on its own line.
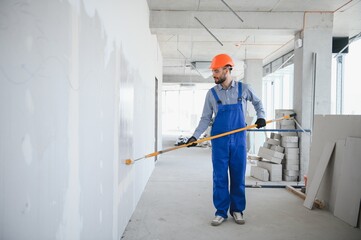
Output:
[122, 135, 361, 240]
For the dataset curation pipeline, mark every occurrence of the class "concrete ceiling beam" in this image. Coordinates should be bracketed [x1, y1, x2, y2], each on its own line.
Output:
[150, 10, 304, 30]
[163, 74, 213, 83]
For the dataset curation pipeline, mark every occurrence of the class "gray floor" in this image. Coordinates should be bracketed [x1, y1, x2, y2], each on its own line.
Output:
[122, 135, 361, 240]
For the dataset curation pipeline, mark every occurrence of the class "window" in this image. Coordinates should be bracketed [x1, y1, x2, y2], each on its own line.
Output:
[162, 83, 213, 133]
[263, 64, 294, 128]
[343, 38, 361, 114]
[332, 37, 361, 114]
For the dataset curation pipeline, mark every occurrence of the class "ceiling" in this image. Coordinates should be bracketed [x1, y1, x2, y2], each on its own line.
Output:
[147, 0, 361, 83]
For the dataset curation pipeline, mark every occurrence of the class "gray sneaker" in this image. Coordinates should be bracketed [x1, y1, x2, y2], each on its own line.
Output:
[211, 215, 225, 226]
[232, 212, 245, 224]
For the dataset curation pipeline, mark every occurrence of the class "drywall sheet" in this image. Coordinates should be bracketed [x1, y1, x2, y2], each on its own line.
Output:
[308, 115, 361, 210]
[334, 137, 361, 227]
[304, 141, 335, 209]
[0, 0, 161, 239]
[328, 139, 346, 213]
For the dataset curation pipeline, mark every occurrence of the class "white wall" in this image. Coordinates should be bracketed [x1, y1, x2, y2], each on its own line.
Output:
[0, 0, 162, 239]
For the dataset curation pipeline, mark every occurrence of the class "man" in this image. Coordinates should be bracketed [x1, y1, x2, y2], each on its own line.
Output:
[186, 53, 266, 226]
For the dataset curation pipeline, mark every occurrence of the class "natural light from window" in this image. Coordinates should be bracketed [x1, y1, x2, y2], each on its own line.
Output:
[343, 39, 361, 114]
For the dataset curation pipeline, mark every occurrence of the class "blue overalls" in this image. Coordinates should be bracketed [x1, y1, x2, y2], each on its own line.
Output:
[210, 82, 247, 218]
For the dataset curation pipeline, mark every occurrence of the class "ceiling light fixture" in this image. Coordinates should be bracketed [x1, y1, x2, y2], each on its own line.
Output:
[191, 61, 212, 79]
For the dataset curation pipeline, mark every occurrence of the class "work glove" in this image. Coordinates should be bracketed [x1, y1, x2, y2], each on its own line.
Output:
[255, 118, 266, 129]
[186, 136, 197, 147]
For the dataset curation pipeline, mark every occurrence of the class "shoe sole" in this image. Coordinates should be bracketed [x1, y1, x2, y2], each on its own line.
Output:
[232, 213, 245, 225]
[235, 219, 245, 224]
[211, 218, 226, 226]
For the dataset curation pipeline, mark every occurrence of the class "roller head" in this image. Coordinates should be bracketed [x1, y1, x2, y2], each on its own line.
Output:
[125, 159, 133, 165]
[289, 113, 297, 118]
[285, 113, 297, 119]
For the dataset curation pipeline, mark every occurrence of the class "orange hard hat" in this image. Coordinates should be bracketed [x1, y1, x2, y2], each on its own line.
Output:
[210, 54, 234, 69]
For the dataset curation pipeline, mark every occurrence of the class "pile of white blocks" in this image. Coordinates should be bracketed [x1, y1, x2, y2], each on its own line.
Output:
[250, 110, 301, 182]
[250, 166, 269, 181]
[276, 109, 300, 181]
[251, 132, 284, 182]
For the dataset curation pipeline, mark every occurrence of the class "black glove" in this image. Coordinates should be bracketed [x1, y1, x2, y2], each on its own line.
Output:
[186, 136, 197, 147]
[255, 118, 266, 129]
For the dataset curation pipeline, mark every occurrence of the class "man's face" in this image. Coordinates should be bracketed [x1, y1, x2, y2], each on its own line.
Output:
[212, 67, 227, 85]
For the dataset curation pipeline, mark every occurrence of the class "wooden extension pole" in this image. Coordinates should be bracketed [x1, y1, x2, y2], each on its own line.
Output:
[286, 185, 325, 209]
[125, 114, 296, 165]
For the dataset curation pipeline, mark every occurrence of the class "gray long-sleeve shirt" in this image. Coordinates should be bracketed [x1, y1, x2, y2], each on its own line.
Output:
[192, 80, 266, 139]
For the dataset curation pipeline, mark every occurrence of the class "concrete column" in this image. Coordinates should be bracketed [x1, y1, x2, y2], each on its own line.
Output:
[244, 59, 264, 154]
[293, 12, 333, 178]
[244, 59, 263, 118]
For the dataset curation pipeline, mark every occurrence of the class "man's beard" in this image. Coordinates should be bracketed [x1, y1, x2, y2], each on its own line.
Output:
[214, 73, 227, 85]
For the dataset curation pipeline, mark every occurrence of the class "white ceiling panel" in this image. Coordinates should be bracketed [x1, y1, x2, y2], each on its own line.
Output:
[147, 0, 361, 83]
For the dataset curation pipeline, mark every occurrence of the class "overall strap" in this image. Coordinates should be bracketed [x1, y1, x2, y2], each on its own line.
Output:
[237, 82, 243, 102]
[211, 87, 222, 105]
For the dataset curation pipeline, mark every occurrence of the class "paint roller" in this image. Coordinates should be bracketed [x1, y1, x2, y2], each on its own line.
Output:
[125, 113, 297, 165]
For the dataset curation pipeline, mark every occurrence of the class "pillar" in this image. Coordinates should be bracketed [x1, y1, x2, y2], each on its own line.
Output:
[293, 12, 333, 178]
[244, 59, 264, 154]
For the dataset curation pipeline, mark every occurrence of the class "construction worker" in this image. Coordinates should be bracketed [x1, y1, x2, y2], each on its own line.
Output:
[186, 53, 266, 226]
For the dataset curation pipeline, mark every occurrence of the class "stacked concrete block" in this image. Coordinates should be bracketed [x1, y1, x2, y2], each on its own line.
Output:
[276, 109, 300, 181]
[257, 133, 284, 164]
[257, 146, 284, 164]
[282, 146, 300, 181]
[254, 109, 301, 182]
[270, 145, 284, 153]
[282, 136, 299, 148]
[278, 119, 297, 137]
[270, 132, 282, 140]
[275, 110, 297, 137]
[266, 138, 281, 146]
[250, 166, 269, 181]
[257, 160, 282, 182]
[254, 132, 283, 181]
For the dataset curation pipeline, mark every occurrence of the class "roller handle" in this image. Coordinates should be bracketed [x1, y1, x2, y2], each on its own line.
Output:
[128, 113, 297, 164]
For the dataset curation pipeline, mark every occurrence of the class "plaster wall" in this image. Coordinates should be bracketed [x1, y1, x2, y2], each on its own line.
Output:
[0, 0, 162, 239]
